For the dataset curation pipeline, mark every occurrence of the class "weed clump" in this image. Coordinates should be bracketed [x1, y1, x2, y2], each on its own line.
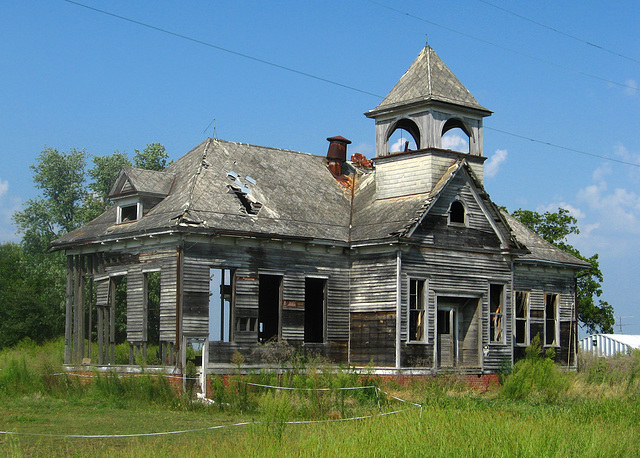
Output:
[501, 335, 569, 402]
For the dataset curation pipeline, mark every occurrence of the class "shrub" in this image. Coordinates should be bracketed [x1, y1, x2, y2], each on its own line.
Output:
[501, 335, 569, 402]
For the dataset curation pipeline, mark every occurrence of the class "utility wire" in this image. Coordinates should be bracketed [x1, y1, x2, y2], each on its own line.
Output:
[367, 0, 637, 91]
[62, 0, 639, 169]
[476, 0, 640, 65]
[62, 0, 382, 98]
[485, 126, 640, 168]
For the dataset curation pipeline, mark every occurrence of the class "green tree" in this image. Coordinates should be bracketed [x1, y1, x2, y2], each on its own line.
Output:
[0, 243, 65, 348]
[82, 152, 132, 221]
[13, 148, 88, 253]
[512, 208, 614, 334]
[133, 142, 170, 171]
[7, 143, 169, 348]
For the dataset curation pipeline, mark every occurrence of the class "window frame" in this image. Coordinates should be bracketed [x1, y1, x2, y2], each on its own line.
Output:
[489, 284, 505, 343]
[448, 200, 467, 226]
[408, 278, 426, 343]
[544, 293, 560, 347]
[514, 291, 530, 347]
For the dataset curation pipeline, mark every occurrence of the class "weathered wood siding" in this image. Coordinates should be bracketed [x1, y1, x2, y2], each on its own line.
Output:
[404, 177, 514, 372]
[513, 264, 577, 366]
[181, 241, 350, 364]
[349, 251, 398, 366]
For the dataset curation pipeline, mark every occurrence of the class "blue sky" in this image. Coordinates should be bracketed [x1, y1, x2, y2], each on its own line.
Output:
[1, 1, 638, 334]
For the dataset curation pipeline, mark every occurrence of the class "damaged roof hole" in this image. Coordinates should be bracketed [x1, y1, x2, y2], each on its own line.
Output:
[246, 176, 256, 184]
[227, 184, 262, 216]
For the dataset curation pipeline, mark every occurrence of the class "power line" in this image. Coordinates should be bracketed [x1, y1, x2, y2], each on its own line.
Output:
[61, 0, 639, 169]
[367, 0, 637, 92]
[62, 0, 382, 99]
[476, 0, 640, 65]
[486, 126, 640, 168]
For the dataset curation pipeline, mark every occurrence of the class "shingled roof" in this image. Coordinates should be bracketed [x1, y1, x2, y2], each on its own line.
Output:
[366, 46, 491, 116]
[501, 211, 591, 268]
[51, 137, 590, 271]
[109, 167, 175, 198]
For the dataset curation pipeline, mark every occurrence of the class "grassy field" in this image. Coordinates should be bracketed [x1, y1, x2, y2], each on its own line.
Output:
[1, 339, 640, 457]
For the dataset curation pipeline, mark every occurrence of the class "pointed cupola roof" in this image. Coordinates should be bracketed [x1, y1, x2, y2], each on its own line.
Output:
[367, 46, 491, 117]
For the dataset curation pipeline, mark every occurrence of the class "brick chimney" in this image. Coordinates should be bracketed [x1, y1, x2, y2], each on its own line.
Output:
[326, 136, 351, 177]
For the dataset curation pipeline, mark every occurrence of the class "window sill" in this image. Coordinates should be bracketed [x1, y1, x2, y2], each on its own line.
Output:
[406, 341, 429, 345]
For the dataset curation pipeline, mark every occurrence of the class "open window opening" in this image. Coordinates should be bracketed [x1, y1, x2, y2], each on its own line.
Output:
[119, 204, 139, 223]
[304, 278, 326, 343]
[144, 271, 161, 363]
[442, 118, 470, 154]
[111, 275, 128, 346]
[388, 118, 420, 153]
[545, 293, 559, 346]
[514, 291, 530, 346]
[209, 268, 233, 342]
[408, 279, 425, 342]
[489, 284, 504, 343]
[448, 200, 466, 225]
[259, 274, 282, 342]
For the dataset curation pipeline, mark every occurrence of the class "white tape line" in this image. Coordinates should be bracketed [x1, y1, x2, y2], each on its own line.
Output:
[0, 408, 413, 439]
[246, 382, 377, 391]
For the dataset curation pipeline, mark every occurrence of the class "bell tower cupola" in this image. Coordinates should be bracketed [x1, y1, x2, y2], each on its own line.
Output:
[365, 47, 493, 199]
[365, 46, 492, 158]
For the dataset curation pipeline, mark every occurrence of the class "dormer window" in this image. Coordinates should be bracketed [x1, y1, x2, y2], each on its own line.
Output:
[449, 200, 466, 225]
[117, 201, 142, 224]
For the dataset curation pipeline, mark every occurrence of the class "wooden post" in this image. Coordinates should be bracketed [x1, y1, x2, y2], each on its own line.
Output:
[64, 255, 73, 364]
[109, 278, 115, 365]
[78, 256, 86, 361]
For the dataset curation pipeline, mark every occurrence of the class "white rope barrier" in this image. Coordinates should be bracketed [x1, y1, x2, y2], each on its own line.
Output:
[0, 382, 422, 439]
[246, 382, 378, 391]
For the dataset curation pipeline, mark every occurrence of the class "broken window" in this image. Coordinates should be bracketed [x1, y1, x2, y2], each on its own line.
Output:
[489, 284, 504, 343]
[409, 279, 425, 341]
[449, 200, 465, 225]
[209, 268, 233, 342]
[514, 291, 530, 346]
[304, 277, 326, 343]
[258, 274, 282, 342]
[545, 293, 559, 346]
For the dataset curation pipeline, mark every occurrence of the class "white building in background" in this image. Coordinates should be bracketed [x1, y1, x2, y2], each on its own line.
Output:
[579, 334, 640, 357]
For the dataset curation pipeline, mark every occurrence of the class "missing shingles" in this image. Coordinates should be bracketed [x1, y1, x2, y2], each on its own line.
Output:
[228, 184, 262, 215]
[226, 171, 262, 215]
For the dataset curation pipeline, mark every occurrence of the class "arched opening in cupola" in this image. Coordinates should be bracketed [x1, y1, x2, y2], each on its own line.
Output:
[442, 118, 471, 154]
[388, 118, 420, 153]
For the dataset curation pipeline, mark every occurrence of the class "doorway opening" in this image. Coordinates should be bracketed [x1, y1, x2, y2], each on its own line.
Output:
[259, 274, 282, 342]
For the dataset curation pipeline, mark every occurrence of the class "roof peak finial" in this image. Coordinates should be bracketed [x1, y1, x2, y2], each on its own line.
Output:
[425, 34, 429, 48]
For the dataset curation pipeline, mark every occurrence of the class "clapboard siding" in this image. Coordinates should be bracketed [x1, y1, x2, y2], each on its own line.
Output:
[514, 263, 577, 366]
[181, 258, 209, 336]
[182, 242, 350, 363]
[159, 256, 177, 342]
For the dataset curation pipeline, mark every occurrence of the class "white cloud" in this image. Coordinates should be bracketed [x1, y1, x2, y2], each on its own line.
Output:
[484, 149, 508, 178]
[442, 133, 468, 152]
[389, 137, 406, 153]
[0, 179, 8, 198]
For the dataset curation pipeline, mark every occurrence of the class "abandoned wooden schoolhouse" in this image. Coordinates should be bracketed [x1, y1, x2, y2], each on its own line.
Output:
[52, 46, 589, 376]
